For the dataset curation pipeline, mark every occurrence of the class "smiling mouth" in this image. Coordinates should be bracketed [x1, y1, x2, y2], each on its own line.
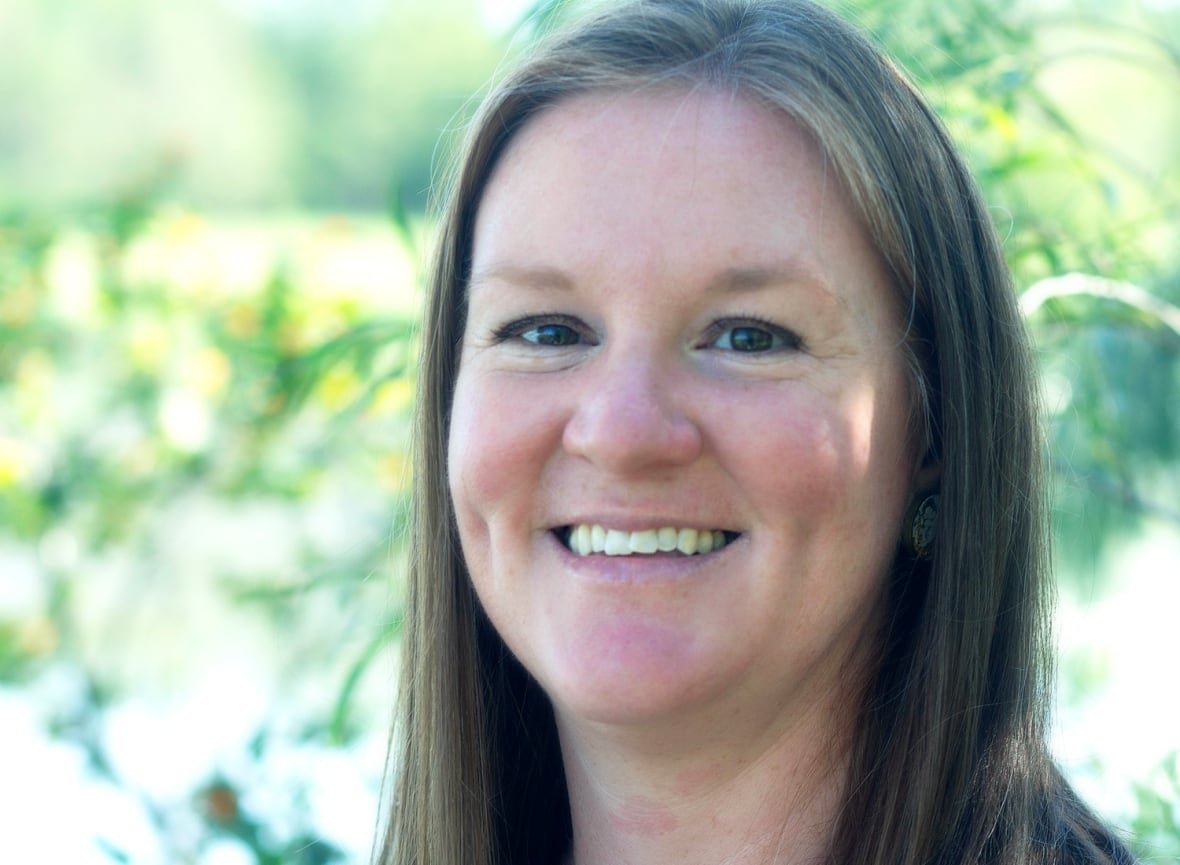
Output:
[557, 524, 740, 557]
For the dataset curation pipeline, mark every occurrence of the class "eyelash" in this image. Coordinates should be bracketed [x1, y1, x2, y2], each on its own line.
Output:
[490, 313, 804, 353]
[701, 315, 804, 354]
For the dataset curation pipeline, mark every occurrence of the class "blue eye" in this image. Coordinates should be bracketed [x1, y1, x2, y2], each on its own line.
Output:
[718, 326, 773, 352]
[521, 322, 581, 346]
[709, 319, 801, 353]
[493, 314, 592, 348]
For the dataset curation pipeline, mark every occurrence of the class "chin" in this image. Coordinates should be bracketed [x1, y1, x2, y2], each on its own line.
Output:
[530, 613, 737, 727]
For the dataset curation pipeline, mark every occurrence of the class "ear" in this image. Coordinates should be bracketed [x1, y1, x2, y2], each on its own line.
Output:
[912, 449, 941, 492]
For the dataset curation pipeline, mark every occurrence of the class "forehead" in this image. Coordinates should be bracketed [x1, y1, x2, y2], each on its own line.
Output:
[477, 87, 832, 239]
[476, 90, 840, 243]
[468, 88, 896, 331]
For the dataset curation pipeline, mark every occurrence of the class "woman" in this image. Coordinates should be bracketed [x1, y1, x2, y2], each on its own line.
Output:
[378, 1, 1136, 863]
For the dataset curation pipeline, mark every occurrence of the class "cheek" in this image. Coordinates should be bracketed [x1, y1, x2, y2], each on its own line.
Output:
[733, 391, 852, 501]
[732, 377, 912, 540]
[447, 372, 562, 540]
[447, 370, 572, 669]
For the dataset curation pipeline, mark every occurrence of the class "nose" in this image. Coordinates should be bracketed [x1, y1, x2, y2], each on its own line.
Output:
[561, 351, 703, 474]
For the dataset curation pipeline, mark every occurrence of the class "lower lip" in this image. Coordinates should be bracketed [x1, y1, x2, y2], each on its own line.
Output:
[547, 530, 739, 584]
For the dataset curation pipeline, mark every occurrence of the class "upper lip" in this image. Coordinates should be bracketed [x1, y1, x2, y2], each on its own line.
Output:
[549, 514, 741, 533]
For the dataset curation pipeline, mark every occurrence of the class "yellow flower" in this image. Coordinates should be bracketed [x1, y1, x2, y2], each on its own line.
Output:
[984, 104, 1019, 143]
[376, 451, 412, 492]
[19, 616, 59, 656]
[125, 318, 171, 373]
[316, 366, 361, 411]
[0, 437, 29, 487]
[184, 346, 232, 398]
[0, 282, 38, 327]
[224, 301, 260, 340]
[370, 376, 415, 416]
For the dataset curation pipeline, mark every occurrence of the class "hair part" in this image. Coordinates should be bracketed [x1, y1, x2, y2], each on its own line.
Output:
[377, 2, 1135, 864]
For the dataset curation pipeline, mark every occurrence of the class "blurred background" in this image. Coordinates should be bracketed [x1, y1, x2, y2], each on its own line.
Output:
[0, 0, 1177, 862]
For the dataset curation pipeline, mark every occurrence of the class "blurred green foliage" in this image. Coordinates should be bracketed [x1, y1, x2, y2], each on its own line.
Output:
[0, 0, 1177, 862]
[0, 0, 503, 211]
[1131, 754, 1180, 861]
[849, 0, 1180, 581]
[0, 195, 421, 860]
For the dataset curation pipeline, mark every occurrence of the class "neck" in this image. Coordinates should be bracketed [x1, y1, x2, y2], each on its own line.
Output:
[557, 693, 854, 865]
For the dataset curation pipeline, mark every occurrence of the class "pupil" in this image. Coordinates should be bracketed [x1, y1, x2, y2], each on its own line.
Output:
[535, 324, 575, 346]
[732, 327, 771, 352]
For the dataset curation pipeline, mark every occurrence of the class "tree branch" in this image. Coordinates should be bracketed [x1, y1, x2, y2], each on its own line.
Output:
[1021, 273, 1180, 342]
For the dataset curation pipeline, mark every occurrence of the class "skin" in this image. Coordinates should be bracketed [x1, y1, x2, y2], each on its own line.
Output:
[448, 89, 933, 865]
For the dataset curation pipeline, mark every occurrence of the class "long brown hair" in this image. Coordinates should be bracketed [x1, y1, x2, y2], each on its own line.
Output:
[378, 2, 1134, 863]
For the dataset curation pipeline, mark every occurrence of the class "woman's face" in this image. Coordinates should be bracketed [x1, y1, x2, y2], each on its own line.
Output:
[448, 90, 923, 731]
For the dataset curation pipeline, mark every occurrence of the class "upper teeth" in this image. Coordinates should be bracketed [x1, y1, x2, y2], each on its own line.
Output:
[565, 525, 731, 557]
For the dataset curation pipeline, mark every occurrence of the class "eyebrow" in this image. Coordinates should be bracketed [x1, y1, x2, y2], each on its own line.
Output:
[468, 261, 845, 309]
[705, 265, 845, 309]
[468, 263, 575, 293]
